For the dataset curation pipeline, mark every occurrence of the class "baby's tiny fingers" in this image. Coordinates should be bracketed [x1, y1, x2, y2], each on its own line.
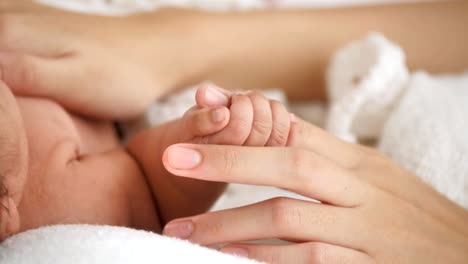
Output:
[244, 92, 273, 146]
[195, 84, 231, 108]
[206, 94, 254, 145]
[182, 106, 230, 138]
[266, 100, 291, 146]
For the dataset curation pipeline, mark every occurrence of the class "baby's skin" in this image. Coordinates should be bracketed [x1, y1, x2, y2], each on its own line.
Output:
[0, 82, 294, 241]
[128, 84, 295, 224]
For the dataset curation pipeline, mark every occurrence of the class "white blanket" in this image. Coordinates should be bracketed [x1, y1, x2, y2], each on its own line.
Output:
[0, 225, 259, 264]
[326, 34, 468, 208]
[35, 0, 412, 14]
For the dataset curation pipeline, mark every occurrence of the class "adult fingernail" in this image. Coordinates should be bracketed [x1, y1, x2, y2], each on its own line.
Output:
[221, 247, 249, 258]
[204, 85, 229, 106]
[167, 146, 202, 170]
[211, 108, 226, 123]
[163, 220, 194, 239]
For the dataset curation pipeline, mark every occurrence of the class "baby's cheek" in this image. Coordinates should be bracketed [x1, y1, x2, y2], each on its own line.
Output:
[66, 152, 136, 224]
[71, 151, 160, 230]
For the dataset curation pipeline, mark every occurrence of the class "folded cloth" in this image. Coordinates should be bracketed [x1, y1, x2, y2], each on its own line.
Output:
[378, 72, 468, 208]
[326, 33, 409, 142]
[327, 34, 468, 208]
[0, 225, 260, 264]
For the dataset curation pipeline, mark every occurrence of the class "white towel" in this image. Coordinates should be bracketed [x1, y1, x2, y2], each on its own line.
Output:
[326, 33, 409, 142]
[0, 225, 260, 264]
[326, 34, 468, 208]
[378, 72, 468, 208]
[35, 0, 412, 14]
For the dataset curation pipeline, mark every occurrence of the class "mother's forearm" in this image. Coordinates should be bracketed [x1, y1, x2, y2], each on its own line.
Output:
[142, 1, 468, 101]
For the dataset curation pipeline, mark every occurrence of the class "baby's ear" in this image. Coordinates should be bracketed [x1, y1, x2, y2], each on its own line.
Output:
[195, 84, 231, 108]
[0, 197, 20, 241]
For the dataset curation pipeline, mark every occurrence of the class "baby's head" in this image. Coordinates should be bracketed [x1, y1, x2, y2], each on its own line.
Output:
[0, 81, 28, 241]
[0, 80, 158, 241]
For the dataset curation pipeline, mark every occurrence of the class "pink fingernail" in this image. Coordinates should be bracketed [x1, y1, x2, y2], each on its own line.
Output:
[204, 85, 229, 106]
[211, 108, 226, 122]
[221, 247, 249, 258]
[167, 146, 202, 170]
[163, 220, 194, 239]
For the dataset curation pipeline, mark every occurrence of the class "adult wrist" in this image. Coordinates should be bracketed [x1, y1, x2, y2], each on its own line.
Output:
[134, 8, 218, 91]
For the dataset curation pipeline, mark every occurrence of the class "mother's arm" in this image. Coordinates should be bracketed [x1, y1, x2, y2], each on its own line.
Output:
[1, 1, 467, 119]
[161, 117, 468, 263]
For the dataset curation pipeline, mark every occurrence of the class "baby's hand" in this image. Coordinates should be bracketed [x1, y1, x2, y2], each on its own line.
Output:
[181, 84, 295, 147]
[128, 84, 294, 222]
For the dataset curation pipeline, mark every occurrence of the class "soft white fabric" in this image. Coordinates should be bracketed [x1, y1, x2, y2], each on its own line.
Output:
[378, 72, 468, 208]
[326, 34, 468, 208]
[326, 33, 409, 142]
[36, 0, 266, 14]
[35, 0, 414, 14]
[0, 225, 260, 264]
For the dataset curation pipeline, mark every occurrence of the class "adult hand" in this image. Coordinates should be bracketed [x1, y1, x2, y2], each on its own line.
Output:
[161, 116, 468, 263]
[0, 0, 203, 119]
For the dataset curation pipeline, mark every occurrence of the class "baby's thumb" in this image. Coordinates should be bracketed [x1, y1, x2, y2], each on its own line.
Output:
[195, 84, 231, 108]
[181, 106, 231, 142]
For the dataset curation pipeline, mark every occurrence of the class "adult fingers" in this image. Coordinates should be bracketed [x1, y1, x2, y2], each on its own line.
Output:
[0, 53, 98, 116]
[164, 198, 362, 248]
[163, 144, 369, 206]
[288, 115, 363, 168]
[266, 100, 291, 146]
[0, 52, 70, 96]
[0, 52, 151, 119]
[221, 242, 374, 264]
[244, 92, 272, 146]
